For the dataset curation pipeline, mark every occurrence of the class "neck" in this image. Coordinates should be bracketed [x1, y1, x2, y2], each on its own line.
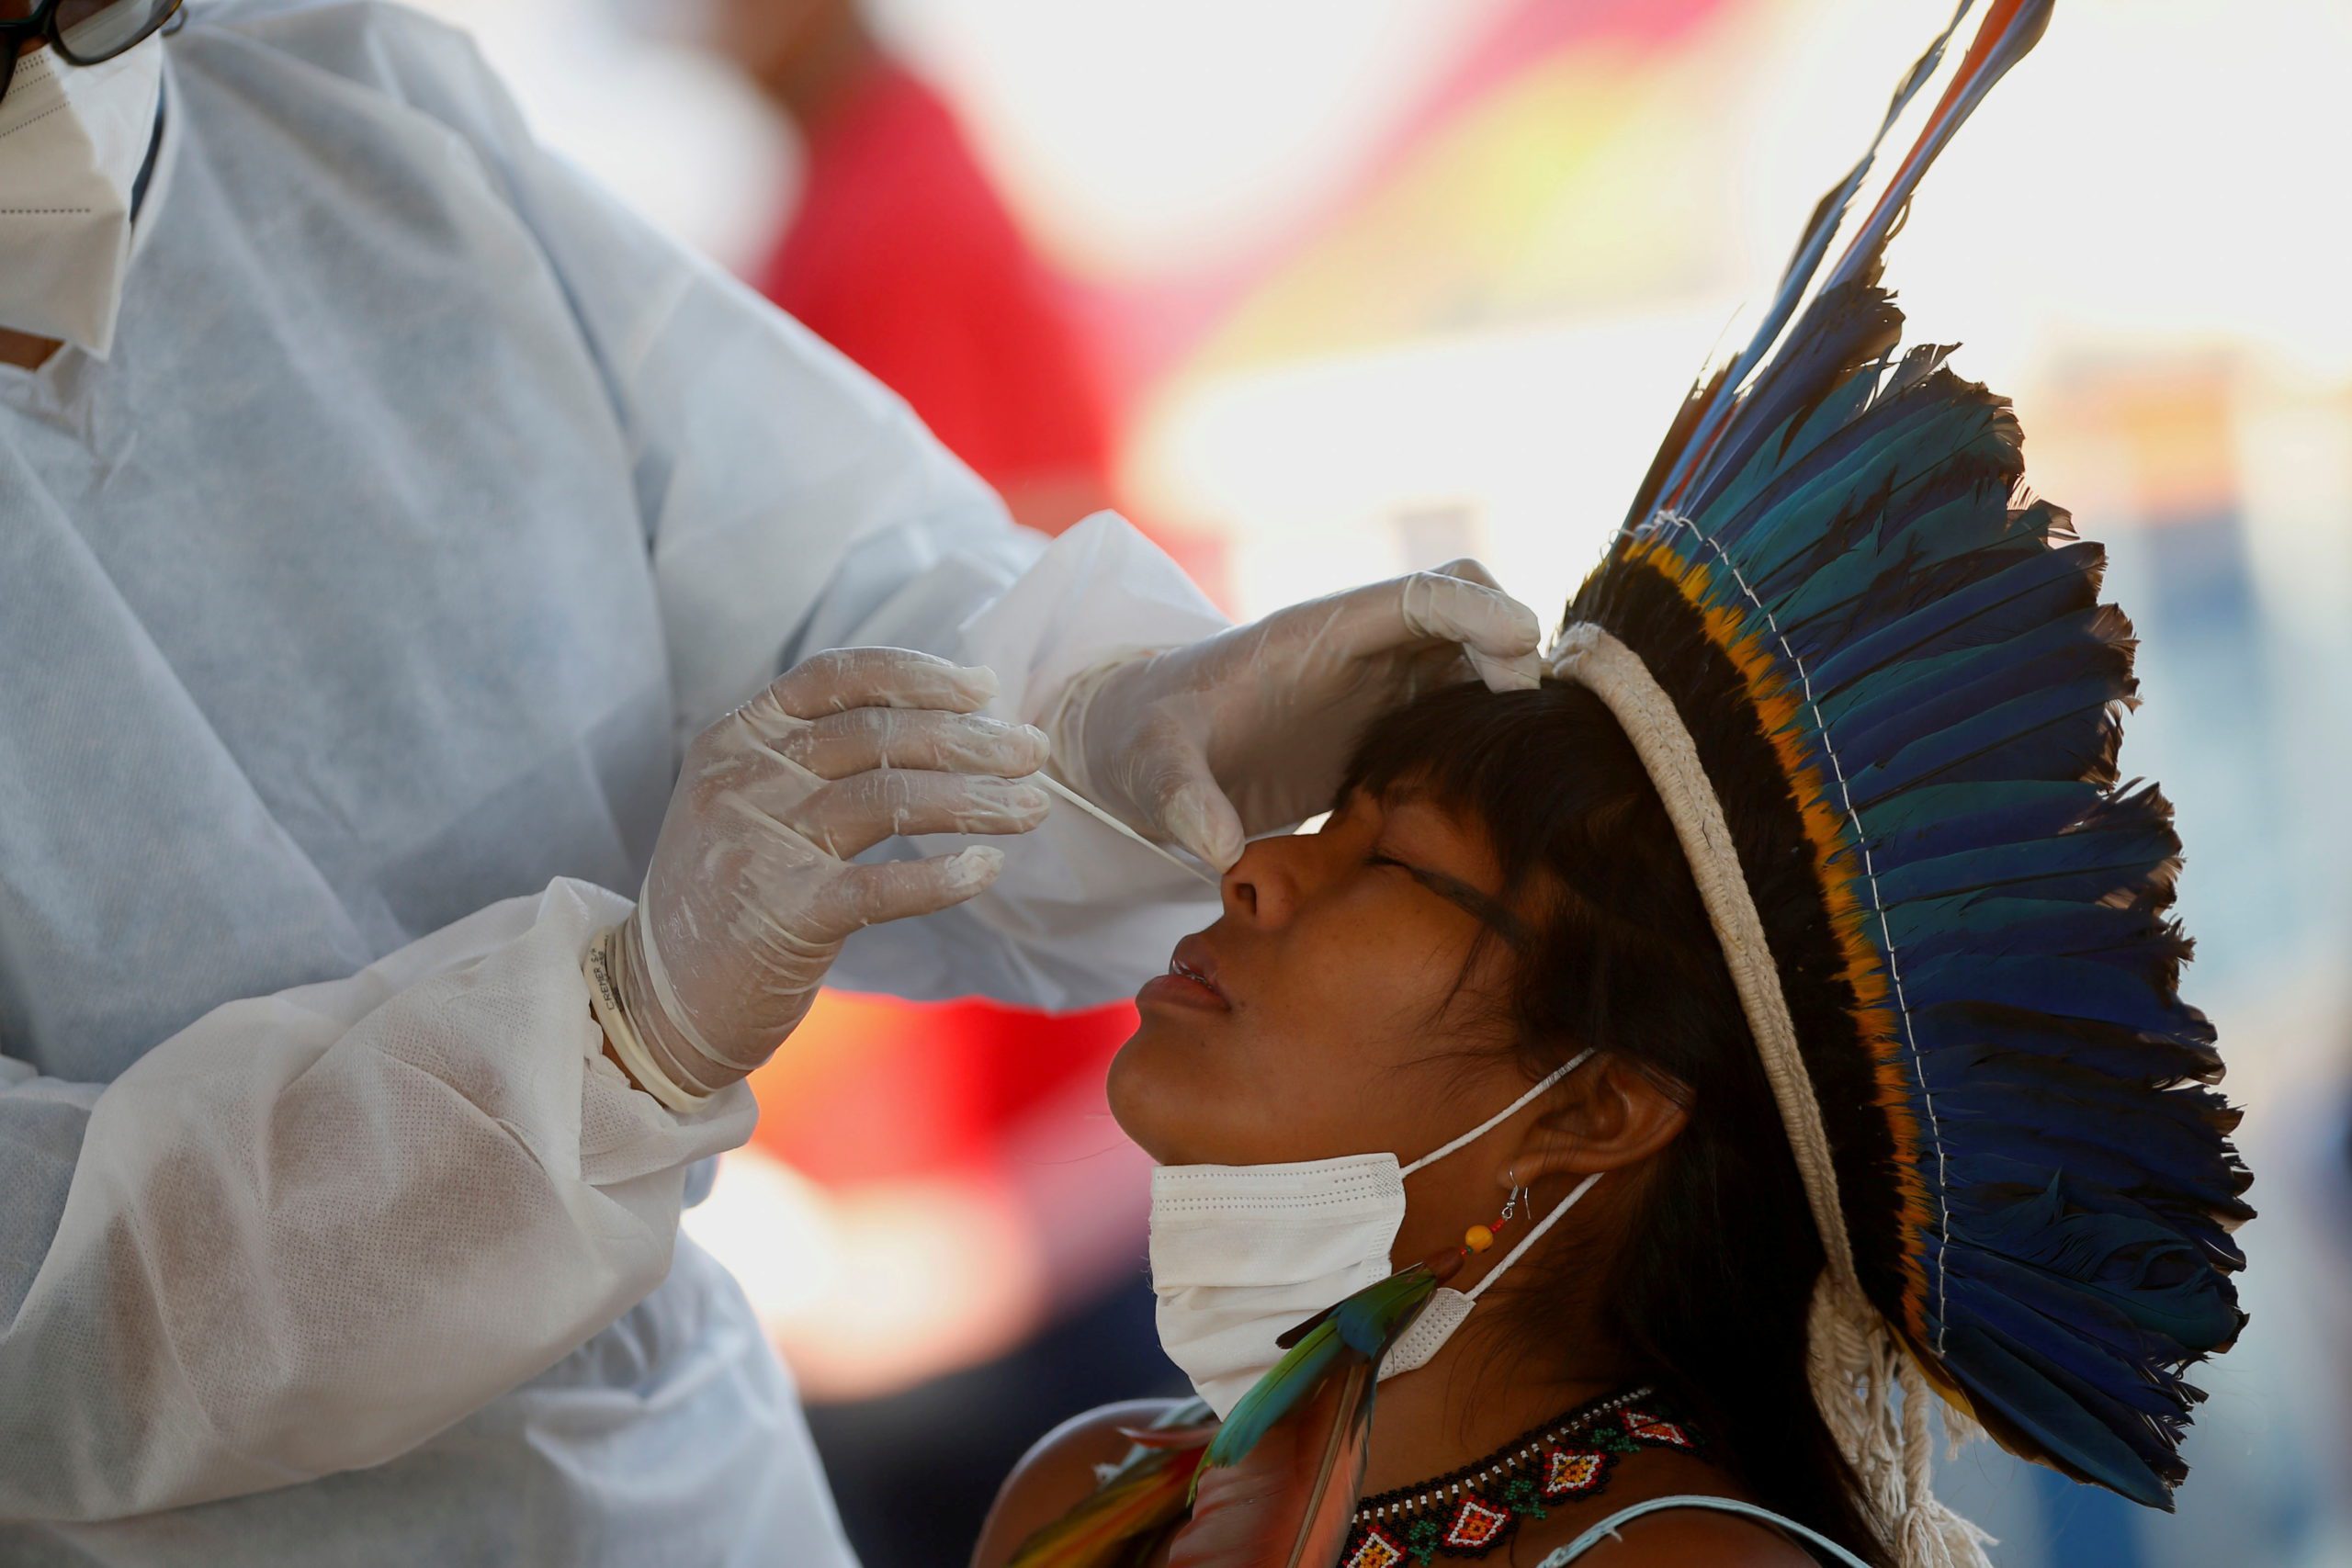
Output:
[1357, 1293, 1630, 1499]
[0, 326, 62, 371]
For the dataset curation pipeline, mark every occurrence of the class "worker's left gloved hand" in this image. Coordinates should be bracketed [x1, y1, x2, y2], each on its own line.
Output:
[1047, 559, 1543, 871]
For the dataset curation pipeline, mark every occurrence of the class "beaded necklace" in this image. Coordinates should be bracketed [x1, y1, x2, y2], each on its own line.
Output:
[1338, 1386, 1700, 1567]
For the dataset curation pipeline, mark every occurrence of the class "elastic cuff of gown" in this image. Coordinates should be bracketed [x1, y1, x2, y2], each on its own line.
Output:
[584, 924, 711, 1114]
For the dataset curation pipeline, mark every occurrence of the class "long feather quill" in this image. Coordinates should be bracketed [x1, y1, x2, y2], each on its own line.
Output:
[1168, 1360, 1374, 1568]
[1164, 1253, 1459, 1568]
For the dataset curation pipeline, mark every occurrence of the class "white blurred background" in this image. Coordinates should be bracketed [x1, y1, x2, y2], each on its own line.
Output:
[404, 2, 2352, 1562]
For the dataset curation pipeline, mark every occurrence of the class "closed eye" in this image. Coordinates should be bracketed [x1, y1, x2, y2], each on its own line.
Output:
[1365, 852, 1530, 951]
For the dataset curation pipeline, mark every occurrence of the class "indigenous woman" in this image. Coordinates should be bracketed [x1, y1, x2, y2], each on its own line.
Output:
[980, 2, 2248, 1564]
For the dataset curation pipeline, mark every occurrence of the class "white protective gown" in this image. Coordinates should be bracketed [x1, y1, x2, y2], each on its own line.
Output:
[0, 3, 1224, 1562]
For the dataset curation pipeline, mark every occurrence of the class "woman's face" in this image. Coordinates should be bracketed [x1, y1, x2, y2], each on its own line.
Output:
[1110, 783, 1538, 1187]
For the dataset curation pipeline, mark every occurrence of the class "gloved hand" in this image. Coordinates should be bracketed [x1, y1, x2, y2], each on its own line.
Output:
[600, 648, 1052, 1101]
[1047, 560, 1543, 871]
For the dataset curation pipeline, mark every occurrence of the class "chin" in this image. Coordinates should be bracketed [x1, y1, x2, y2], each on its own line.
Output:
[1105, 1023, 1186, 1163]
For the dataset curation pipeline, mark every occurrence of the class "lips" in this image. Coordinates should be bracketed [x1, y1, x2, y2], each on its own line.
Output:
[1139, 932, 1232, 1011]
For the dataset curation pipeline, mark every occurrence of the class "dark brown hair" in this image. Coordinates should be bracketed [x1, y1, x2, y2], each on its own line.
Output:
[1340, 678, 1894, 1566]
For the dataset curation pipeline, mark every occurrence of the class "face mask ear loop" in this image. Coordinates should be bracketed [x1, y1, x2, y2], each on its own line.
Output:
[1464, 1169, 1604, 1303]
[1399, 1047, 1595, 1179]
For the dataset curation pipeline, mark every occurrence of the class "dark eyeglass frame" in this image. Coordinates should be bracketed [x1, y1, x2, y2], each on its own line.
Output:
[0, 0, 184, 110]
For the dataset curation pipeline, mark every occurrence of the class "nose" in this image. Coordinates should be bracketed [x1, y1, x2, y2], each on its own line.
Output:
[1221, 824, 1335, 927]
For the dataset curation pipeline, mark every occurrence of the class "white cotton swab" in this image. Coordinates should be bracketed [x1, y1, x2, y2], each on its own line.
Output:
[1035, 772, 1222, 887]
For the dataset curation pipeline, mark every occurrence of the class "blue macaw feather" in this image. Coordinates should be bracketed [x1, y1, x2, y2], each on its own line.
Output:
[1705, 336, 1942, 514]
[1697, 359, 1939, 545]
[1855, 463, 2040, 574]
[1951, 1265, 2188, 1412]
[1769, 493, 2029, 640]
[1784, 525, 2073, 680]
[1845, 681, 2125, 804]
[1720, 383, 2008, 564]
[1700, 355, 1896, 526]
[1804, 536, 2099, 697]
[1199, 1325, 1348, 1477]
[1824, 608, 2122, 749]
[1885, 897, 2181, 969]
[1848, 778, 2093, 844]
[1896, 954, 2192, 1035]
[1638, 0, 1989, 526]
[1922, 1067, 2236, 1186]
[1788, 544, 2058, 687]
[1938, 1320, 2176, 1508]
[1947, 1266, 2201, 1431]
[1832, 639, 2128, 781]
[1867, 817, 2176, 906]
[1700, 396, 1983, 590]
[1907, 1000, 2221, 1086]
[1815, 0, 2057, 299]
[1944, 1150, 2246, 1268]
[1952, 1322, 2188, 1488]
[1841, 685, 2123, 795]
[1927, 1043, 2228, 1111]
[1875, 884, 2098, 953]
[1796, 570, 2060, 719]
[1962, 1179, 2245, 1348]
[1929, 1116, 2245, 1223]
[1917, 891, 2184, 953]
[1645, 0, 2056, 528]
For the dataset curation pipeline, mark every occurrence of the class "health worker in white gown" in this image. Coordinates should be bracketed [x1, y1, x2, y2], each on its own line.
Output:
[0, 2, 1544, 1564]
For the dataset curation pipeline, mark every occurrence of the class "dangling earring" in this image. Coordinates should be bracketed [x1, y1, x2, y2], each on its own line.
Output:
[1463, 1169, 1532, 1257]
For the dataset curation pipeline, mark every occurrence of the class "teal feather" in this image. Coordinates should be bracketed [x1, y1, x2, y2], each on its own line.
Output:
[1197, 1262, 1441, 1474]
[1804, 538, 2102, 697]
[1168, 1260, 1452, 1568]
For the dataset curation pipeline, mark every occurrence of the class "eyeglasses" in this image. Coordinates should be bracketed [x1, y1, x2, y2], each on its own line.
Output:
[0, 0, 183, 110]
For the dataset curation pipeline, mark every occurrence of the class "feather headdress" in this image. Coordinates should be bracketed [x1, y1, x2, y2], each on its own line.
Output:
[1012, 5, 2248, 1565]
[1550, 0, 2248, 1555]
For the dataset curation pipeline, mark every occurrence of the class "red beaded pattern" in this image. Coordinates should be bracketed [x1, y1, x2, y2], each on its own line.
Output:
[1623, 1409, 1695, 1450]
[1442, 1497, 1512, 1550]
[1340, 1387, 1700, 1564]
[1542, 1448, 1606, 1498]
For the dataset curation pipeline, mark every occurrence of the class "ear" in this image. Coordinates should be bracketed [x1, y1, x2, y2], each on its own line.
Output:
[1503, 1054, 1689, 1187]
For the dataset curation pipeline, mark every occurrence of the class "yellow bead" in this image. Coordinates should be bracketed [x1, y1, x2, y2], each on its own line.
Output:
[1464, 1224, 1495, 1253]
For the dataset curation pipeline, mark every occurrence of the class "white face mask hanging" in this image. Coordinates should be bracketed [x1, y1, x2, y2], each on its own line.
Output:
[1148, 1049, 1600, 1419]
[0, 34, 165, 357]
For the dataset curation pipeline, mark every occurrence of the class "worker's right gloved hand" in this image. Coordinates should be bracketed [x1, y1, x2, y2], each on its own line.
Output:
[600, 648, 1052, 1102]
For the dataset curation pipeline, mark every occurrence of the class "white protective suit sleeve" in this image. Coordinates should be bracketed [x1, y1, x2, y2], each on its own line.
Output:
[338, 8, 1229, 1011]
[0, 880, 755, 1520]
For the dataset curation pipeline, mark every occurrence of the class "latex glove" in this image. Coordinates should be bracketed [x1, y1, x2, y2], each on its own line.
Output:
[603, 648, 1052, 1100]
[1048, 560, 1542, 871]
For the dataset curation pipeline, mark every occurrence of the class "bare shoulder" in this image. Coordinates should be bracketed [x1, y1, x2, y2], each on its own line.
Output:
[1564, 1504, 1829, 1567]
[969, 1398, 1189, 1568]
